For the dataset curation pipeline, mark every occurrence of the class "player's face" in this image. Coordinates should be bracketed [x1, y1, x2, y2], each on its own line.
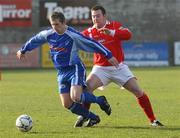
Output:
[49, 18, 66, 34]
[91, 9, 106, 28]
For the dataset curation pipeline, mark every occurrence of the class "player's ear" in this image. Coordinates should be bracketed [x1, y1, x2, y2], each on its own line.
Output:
[104, 14, 107, 18]
[63, 20, 66, 25]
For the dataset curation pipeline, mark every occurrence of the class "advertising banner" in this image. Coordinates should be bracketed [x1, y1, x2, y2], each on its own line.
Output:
[79, 51, 93, 67]
[39, 0, 97, 27]
[174, 41, 180, 65]
[122, 42, 169, 66]
[0, 44, 39, 68]
[41, 43, 53, 68]
[0, 0, 32, 27]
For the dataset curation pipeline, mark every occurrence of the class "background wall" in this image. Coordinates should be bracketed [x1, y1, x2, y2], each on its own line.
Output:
[99, 0, 180, 42]
[0, 0, 180, 68]
[0, 0, 179, 43]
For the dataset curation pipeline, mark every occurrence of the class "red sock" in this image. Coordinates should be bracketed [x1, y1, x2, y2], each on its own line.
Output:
[82, 103, 91, 110]
[137, 93, 156, 122]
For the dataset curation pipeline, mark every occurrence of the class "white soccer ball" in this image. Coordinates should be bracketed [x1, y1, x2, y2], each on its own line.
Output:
[15, 114, 33, 132]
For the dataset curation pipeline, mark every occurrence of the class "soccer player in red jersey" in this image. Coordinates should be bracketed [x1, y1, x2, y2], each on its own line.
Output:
[74, 5, 163, 127]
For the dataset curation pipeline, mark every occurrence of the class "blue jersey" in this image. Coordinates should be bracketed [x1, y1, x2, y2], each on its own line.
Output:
[20, 26, 112, 69]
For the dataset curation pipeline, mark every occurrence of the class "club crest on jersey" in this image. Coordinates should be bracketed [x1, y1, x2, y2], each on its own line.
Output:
[59, 84, 66, 89]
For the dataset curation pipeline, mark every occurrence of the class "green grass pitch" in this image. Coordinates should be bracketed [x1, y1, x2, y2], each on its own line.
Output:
[0, 67, 180, 138]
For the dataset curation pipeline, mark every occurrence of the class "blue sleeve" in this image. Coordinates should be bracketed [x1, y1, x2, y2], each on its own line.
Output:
[20, 31, 47, 54]
[69, 30, 112, 59]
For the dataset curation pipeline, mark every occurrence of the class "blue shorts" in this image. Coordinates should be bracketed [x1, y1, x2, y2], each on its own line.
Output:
[57, 63, 87, 93]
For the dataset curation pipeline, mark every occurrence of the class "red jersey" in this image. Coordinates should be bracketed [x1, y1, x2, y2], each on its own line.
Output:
[82, 21, 132, 66]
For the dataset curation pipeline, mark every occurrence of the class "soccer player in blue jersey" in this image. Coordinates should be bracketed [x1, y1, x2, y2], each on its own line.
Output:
[16, 11, 119, 127]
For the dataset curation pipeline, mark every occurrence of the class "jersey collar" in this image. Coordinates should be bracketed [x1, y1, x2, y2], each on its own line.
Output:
[92, 20, 110, 29]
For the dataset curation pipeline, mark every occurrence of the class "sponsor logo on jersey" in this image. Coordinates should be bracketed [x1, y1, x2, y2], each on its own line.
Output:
[50, 46, 66, 52]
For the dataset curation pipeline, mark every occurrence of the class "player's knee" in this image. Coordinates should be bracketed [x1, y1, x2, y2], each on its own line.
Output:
[87, 81, 102, 92]
[70, 95, 81, 103]
[87, 83, 97, 92]
[132, 89, 144, 98]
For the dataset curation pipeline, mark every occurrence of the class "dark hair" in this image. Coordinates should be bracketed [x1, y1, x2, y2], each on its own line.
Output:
[50, 12, 65, 23]
[91, 5, 106, 15]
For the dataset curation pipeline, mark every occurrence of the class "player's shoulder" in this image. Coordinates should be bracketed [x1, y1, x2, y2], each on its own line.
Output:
[38, 27, 54, 36]
[66, 26, 85, 38]
[84, 26, 93, 32]
[108, 20, 122, 27]
[67, 26, 76, 32]
[82, 26, 94, 35]
[66, 26, 80, 34]
[66, 26, 83, 37]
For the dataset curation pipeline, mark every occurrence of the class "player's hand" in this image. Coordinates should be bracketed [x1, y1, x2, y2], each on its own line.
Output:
[99, 28, 111, 35]
[108, 57, 119, 68]
[16, 50, 25, 60]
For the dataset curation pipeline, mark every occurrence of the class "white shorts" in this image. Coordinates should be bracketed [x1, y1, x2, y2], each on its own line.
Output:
[90, 63, 135, 87]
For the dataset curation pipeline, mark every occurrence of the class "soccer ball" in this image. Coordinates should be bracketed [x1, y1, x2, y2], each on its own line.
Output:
[15, 114, 33, 132]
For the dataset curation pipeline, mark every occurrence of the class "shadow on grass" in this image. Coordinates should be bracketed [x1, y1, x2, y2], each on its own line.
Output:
[29, 131, 61, 134]
[28, 126, 180, 135]
[29, 131, 75, 135]
[98, 125, 180, 131]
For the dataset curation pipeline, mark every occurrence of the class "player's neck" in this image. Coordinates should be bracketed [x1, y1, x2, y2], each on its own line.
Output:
[56, 25, 67, 35]
[95, 20, 107, 29]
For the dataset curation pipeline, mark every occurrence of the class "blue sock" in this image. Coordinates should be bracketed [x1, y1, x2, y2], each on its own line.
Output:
[80, 92, 98, 103]
[68, 102, 97, 119]
[80, 91, 103, 104]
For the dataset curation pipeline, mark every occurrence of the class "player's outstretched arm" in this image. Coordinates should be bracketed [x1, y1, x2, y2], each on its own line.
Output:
[16, 50, 25, 60]
[108, 57, 119, 68]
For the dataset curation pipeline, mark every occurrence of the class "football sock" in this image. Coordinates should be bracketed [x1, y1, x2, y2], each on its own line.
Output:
[137, 93, 156, 122]
[69, 102, 97, 119]
[80, 92, 102, 104]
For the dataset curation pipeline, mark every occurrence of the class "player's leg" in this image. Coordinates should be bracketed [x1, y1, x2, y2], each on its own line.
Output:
[71, 85, 111, 127]
[86, 74, 111, 115]
[123, 78, 163, 126]
[86, 73, 104, 92]
[70, 64, 111, 113]
[111, 63, 163, 126]
[57, 67, 100, 127]
[124, 78, 163, 124]
[59, 92, 100, 127]
[80, 73, 105, 111]
[74, 67, 111, 127]
[71, 63, 110, 127]
[72, 64, 111, 127]
[70, 85, 111, 115]
[59, 92, 97, 118]
[70, 85, 104, 127]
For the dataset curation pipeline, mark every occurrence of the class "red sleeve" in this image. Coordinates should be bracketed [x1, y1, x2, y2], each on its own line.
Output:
[112, 21, 132, 40]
